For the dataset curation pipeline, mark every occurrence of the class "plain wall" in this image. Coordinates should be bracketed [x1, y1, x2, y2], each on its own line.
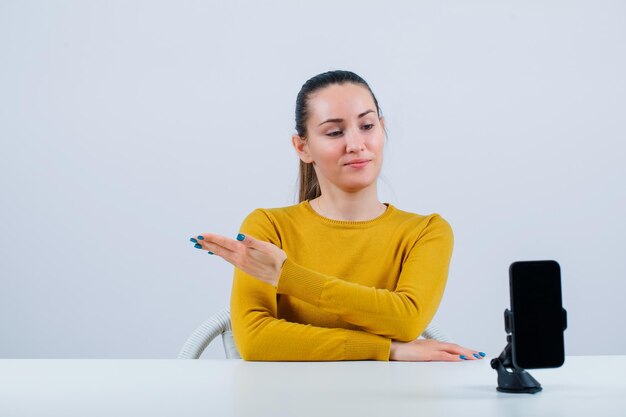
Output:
[1, 0, 624, 359]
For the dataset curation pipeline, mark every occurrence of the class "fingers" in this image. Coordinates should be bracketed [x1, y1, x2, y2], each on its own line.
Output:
[433, 351, 465, 362]
[189, 233, 266, 271]
[195, 233, 240, 253]
[438, 342, 486, 361]
[194, 233, 262, 252]
[188, 234, 238, 267]
[234, 233, 272, 252]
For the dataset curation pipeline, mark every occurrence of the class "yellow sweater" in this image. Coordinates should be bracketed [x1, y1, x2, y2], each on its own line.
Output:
[230, 200, 454, 361]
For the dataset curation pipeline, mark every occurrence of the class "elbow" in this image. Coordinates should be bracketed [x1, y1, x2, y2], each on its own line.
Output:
[232, 319, 273, 361]
[237, 342, 257, 361]
[235, 333, 264, 361]
[232, 326, 259, 361]
[394, 323, 421, 342]
[237, 335, 279, 361]
[234, 334, 252, 360]
[392, 317, 427, 342]
[390, 296, 424, 341]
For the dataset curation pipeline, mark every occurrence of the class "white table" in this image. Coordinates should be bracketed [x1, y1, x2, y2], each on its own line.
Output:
[1, 356, 624, 417]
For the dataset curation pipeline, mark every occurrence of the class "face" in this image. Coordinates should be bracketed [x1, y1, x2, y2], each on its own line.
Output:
[292, 83, 386, 194]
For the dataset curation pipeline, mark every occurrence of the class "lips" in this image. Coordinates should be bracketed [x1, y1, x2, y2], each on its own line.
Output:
[345, 159, 371, 165]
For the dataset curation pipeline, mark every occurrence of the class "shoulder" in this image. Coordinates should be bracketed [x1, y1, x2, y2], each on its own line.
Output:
[238, 203, 305, 246]
[392, 206, 452, 231]
[390, 206, 453, 241]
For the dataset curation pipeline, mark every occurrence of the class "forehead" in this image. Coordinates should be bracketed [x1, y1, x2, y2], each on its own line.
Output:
[307, 83, 375, 121]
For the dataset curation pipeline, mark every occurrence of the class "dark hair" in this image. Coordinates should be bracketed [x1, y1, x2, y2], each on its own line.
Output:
[294, 70, 386, 203]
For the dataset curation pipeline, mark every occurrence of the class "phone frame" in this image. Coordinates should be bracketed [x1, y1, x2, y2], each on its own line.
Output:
[509, 260, 566, 370]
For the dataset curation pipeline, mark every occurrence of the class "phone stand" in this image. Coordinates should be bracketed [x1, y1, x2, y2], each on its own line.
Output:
[491, 334, 543, 394]
[490, 309, 543, 394]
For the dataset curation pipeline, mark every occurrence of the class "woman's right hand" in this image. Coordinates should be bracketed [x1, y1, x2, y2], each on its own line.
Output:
[389, 339, 485, 362]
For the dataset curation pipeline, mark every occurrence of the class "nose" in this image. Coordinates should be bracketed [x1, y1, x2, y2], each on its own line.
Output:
[345, 129, 366, 153]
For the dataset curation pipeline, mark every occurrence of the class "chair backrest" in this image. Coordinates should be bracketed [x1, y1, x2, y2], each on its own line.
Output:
[177, 307, 452, 359]
[178, 308, 241, 359]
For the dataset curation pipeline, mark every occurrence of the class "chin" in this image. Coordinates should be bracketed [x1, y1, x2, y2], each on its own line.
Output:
[341, 178, 378, 192]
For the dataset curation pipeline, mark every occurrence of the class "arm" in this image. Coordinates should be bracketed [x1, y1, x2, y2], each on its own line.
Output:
[276, 215, 454, 342]
[230, 209, 392, 361]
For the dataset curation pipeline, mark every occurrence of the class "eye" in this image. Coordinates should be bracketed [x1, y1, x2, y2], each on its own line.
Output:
[363, 124, 374, 130]
[327, 131, 342, 137]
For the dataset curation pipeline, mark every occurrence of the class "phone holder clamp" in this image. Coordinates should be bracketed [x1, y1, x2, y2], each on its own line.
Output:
[490, 309, 543, 394]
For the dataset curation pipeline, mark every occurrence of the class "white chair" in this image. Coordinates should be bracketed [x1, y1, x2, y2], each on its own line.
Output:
[177, 307, 453, 359]
[178, 308, 241, 359]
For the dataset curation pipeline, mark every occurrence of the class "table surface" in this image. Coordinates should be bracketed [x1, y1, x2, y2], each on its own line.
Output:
[1, 355, 624, 417]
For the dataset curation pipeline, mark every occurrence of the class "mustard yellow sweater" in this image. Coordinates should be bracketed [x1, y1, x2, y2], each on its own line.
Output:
[230, 200, 454, 361]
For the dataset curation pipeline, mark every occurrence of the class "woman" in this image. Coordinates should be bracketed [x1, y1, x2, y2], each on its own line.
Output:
[191, 70, 485, 361]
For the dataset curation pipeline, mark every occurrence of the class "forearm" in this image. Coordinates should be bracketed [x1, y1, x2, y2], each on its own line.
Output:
[232, 311, 392, 361]
[277, 259, 430, 340]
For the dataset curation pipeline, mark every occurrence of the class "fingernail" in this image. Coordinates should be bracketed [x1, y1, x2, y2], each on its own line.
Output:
[197, 235, 204, 240]
[479, 352, 486, 357]
[207, 251, 214, 255]
[460, 355, 467, 360]
[473, 353, 481, 359]
[190, 238, 197, 243]
[194, 244, 202, 249]
[237, 233, 245, 241]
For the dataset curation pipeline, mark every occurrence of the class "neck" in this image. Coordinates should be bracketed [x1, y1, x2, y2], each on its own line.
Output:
[311, 188, 386, 221]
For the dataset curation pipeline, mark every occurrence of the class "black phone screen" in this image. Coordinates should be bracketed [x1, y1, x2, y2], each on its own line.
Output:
[510, 260, 565, 369]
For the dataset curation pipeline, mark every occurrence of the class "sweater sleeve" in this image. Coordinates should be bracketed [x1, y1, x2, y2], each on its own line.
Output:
[276, 214, 454, 342]
[230, 209, 392, 361]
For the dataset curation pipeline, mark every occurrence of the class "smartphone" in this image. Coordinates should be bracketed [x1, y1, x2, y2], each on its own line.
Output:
[509, 260, 566, 369]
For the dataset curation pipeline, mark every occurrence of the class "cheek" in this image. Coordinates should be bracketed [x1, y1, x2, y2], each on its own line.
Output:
[318, 143, 344, 163]
[369, 134, 385, 153]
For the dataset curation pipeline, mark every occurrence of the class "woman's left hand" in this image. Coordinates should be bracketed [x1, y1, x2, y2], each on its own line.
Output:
[190, 233, 287, 288]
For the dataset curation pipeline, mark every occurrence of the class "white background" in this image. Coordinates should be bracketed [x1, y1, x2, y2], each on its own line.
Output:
[1, 0, 624, 359]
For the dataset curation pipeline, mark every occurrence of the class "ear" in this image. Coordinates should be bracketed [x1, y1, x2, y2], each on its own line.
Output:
[292, 134, 314, 164]
[379, 116, 385, 131]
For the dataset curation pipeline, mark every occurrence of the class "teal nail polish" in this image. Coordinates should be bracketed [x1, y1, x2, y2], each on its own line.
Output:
[197, 235, 204, 240]
[207, 251, 214, 255]
[190, 238, 197, 243]
[479, 352, 486, 357]
[237, 233, 245, 241]
[460, 355, 467, 360]
[194, 243, 202, 249]
[473, 353, 480, 359]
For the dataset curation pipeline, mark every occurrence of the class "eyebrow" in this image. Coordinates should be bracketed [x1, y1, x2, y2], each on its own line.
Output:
[317, 109, 376, 127]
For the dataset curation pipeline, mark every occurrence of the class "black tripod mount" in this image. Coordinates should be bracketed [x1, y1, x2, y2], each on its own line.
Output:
[490, 334, 542, 394]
